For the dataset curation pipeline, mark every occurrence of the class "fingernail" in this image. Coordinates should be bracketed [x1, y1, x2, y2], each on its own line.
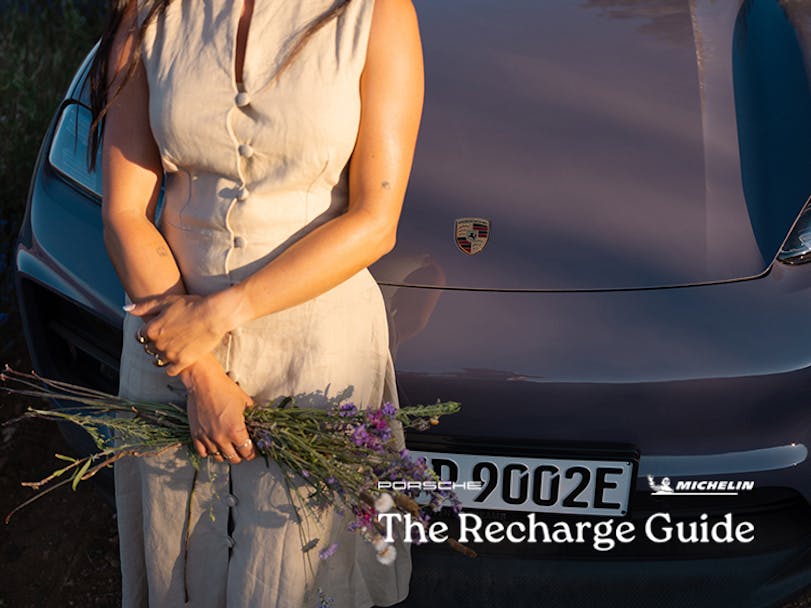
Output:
[122, 304, 136, 312]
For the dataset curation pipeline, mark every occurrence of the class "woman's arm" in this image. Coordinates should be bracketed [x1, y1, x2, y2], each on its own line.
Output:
[130, 0, 424, 376]
[100, 5, 179, 301]
[222, 0, 425, 323]
[101, 2, 255, 463]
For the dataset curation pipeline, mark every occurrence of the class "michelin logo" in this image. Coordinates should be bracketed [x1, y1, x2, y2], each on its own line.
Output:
[647, 475, 754, 496]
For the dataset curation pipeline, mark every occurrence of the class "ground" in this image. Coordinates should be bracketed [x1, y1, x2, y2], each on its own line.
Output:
[0, 352, 122, 608]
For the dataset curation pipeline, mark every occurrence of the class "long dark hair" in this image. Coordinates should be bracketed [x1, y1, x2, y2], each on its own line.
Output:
[87, 0, 353, 171]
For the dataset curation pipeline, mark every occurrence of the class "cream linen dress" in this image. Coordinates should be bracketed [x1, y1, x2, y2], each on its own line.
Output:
[114, 0, 412, 606]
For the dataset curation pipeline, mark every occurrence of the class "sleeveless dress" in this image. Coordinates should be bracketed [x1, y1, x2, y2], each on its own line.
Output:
[114, 1, 412, 606]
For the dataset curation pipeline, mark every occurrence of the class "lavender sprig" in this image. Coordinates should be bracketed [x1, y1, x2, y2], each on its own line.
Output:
[0, 366, 474, 564]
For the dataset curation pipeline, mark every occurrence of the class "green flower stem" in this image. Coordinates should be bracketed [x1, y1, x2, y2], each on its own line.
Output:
[0, 367, 463, 534]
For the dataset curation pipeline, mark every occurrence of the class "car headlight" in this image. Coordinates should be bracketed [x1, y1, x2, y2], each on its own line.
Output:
[48, 101, 102, 198]
[46, 100, 166, 220]
[777, 199, 811, 264]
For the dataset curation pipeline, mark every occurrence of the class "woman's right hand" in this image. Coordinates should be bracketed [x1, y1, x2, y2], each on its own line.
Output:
[179, 353, 257, 464]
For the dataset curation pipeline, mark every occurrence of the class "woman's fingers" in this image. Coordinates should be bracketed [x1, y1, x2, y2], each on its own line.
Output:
[214, 428, 248, 464]
[124, 294, 177, 317]
[232, 393, 256, 460]
[194, 429, 235, 464]
[141, 320, 168, 352]
[234, 432, 256, 461]
[198, 435, 225, 462]
[135, 296, 225, 378]
[213, 429, 257, 464]
[192, 436, 208, 459]
[164, 359, 186, 377]
[217, 439, 241, 464]
[186, 367, 257, 465]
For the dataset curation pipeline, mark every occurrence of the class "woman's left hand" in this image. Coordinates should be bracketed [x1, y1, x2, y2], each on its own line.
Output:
[126, 293, 232, 376]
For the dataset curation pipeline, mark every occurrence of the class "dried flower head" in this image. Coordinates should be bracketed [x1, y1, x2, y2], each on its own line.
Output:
[375, 543, 397, 565]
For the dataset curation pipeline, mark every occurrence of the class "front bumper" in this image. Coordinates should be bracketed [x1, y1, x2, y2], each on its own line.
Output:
[384, 261, 811, 506]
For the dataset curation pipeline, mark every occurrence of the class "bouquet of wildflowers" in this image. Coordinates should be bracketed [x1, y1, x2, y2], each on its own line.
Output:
[1, 366, 476, 577]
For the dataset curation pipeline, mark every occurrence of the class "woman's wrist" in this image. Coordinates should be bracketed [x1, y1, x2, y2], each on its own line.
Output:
[206, 282, 255, 333]
[178, 352, 223, 389]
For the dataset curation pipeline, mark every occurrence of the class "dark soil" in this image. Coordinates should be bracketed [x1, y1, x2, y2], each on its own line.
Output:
[0, 351, 121, 608]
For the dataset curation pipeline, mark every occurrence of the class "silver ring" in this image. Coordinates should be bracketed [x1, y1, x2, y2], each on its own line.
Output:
[143, 342, 158, 356]
[224, 453, 238, 461]
[240, 438, 253, 449]
[153, 355, 168, 368]
[210, 451, 222, 458]
[135, 328, 148, 344]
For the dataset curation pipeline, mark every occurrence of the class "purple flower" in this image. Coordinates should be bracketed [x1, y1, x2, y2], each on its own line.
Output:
[338, 403, 358, 417]
[351, 425, 371, 447]
[348, 505, 374, 533]
[324, 476, 346, 498]
[319, 543, 339, 560]
[253, 429, 274, 452]
[366, 410, 389, 431]
[381, 402, 397, 417]
[300, 469, 310, 478]
[317, 587, 335, 608]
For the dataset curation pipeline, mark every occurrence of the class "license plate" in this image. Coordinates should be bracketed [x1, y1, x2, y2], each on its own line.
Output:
[409, 450, 634, 516]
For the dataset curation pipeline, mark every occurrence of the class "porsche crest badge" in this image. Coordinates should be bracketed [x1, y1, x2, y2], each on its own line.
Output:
[455, 217, 490, 255]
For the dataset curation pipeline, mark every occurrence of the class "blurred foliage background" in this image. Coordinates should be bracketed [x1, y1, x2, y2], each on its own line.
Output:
[0, 0, 107, 361]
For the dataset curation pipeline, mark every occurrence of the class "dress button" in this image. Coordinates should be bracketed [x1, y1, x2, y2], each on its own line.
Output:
[237, 186, 250, 201]
[233, 236, 246, 248]
[226, 494, 238, 507]
[235, 91, 251, 107]
[238, 143, 254, 158]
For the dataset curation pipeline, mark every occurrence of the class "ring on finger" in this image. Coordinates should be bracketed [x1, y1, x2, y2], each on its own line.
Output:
[153, 354, 168, 368]
[224, 453, 238, 461]
[209, 451, 222, 458]
[143, 342, 158, 356]
[135, 328, 148, 344]
[239, 438, 253, 449]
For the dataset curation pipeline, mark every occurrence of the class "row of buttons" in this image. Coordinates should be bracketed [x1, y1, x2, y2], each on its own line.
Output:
[233, 90, 252, 255]
[226, 492, 238, 549]
[235, 91, 254, 161]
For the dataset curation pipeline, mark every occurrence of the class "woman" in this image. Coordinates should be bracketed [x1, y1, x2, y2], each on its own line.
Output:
[89, 0, 424, 606]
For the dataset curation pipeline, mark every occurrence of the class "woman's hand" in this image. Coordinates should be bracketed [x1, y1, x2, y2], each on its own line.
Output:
[126, 293, 234, 376]
[179, 354, 257, 464]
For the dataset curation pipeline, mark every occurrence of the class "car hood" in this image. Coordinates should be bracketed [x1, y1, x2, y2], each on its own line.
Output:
[371, 0, 811, 290]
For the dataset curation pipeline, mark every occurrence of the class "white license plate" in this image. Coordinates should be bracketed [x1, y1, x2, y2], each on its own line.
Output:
[409, 450, 634, 516]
